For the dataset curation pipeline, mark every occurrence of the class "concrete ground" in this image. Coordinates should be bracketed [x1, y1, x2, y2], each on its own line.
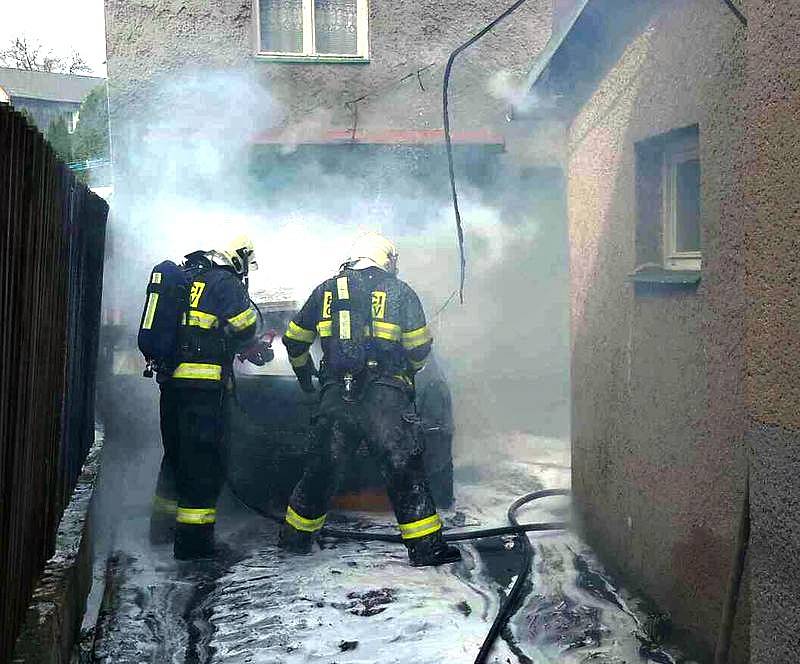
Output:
[81, 428, 696, 664]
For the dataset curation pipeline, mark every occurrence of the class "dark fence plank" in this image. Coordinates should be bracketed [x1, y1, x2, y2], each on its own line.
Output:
[0, 103, 108, 663]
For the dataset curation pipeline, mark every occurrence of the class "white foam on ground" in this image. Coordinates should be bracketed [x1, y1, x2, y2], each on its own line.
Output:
[92, 433, 687, 663]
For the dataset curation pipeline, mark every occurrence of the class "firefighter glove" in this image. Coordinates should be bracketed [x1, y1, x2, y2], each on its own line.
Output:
[239, 338, 274, 366]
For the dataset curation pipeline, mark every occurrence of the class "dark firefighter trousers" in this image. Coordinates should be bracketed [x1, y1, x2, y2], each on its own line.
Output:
[151, 381, 227, 557]
[286, 379, 443, 545]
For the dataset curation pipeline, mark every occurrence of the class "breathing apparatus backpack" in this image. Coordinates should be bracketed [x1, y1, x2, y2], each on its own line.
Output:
[326, 270, 374, 387]
[137, 252, 209, 377]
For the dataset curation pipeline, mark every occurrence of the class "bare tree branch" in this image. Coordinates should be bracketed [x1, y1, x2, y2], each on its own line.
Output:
[67, 50, 92, 74]
[0, 37, 92, 74]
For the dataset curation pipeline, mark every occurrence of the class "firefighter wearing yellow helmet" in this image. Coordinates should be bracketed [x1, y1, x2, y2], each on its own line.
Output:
[280, 231, 461, 567]
[148, 234, 274, 560]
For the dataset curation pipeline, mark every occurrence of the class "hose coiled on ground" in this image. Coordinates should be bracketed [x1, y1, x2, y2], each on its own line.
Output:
[228, 483, 569, 663]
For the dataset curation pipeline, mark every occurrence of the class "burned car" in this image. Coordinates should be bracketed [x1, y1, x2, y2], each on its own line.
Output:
[226, 293, 454, 514]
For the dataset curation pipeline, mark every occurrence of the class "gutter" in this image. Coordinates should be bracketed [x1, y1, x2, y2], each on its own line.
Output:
[523, 0, 592, 94]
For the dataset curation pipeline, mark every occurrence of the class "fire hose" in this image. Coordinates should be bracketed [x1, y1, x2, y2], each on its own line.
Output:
[227, 482, 569, 664]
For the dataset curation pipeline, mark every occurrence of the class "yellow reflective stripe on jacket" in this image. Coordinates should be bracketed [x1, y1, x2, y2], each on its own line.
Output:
[152, 495, 178, 513]
[228, 307, 257, 331]
[172, 363, 222, 380]
[336, 276, 350, 300]
[317, 320, 333, 337]
[142, 293, 159, 330]
[176, 507, 217, 524]
[372, 320, 401, 342]
[398, 513, 442, 540]
[409, 358, 426, 371]
[402, 325, 432, 350]
[285, 505, 326, 533]
[289, 350, 309, 368]
[339, 310, 351, 340]
[285, 320, 316, 343]
[186, 310, 218, 329]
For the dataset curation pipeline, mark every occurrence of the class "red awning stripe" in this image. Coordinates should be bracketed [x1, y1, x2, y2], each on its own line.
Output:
[144, 128, 504, 146]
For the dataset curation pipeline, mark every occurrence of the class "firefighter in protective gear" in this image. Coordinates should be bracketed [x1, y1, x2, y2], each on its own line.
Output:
[280, 232, 461, 567]
[150, 235, 270, 560]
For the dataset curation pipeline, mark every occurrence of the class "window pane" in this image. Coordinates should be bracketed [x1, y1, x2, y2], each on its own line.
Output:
[260, 0, 303, 53]
[675, 158, 701, 253]
[314, 0, 358, 55]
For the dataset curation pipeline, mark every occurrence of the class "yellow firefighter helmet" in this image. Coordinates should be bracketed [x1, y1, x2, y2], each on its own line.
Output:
[216, 234, 258, 276]
[346, 231, 398, 275]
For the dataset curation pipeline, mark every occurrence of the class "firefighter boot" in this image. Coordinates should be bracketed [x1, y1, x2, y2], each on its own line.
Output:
[174, 522, 215, 560]
[278, 522, 314, 554]
[407, 531, 462, 568]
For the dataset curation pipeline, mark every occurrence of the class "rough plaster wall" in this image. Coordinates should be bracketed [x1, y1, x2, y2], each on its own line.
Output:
[743, 1, 800, 661]
[104, 0, 552, 138]
[567, 0, 747, 657]
[742, 2, 800, 433]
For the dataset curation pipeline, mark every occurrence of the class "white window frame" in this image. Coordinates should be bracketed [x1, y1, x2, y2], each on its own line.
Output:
[254, 0, 369, 62]
[662, 134, 701, 271]
[67, 110, 80, 134]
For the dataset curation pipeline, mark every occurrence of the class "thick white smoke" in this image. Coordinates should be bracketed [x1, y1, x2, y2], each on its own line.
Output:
[104, 66, 569, 473]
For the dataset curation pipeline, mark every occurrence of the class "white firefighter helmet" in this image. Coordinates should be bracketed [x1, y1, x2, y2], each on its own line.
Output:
[214, 234, 258, 276]
[346, 231, 398, 275]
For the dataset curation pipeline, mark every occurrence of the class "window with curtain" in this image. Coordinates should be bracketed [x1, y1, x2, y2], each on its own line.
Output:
[259, 0, 304, 54]
[257, 0, 367, 59]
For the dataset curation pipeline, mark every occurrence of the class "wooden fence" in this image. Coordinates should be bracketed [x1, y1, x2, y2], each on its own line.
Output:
[0, 103, 108, 662]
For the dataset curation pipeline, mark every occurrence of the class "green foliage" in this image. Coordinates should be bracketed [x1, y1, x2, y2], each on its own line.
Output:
[72, 85, 110, 163]
[16, 107, 35, 126]
[46, 116, 72, 162]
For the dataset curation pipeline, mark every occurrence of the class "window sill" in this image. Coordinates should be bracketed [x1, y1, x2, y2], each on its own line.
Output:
[626, 268, 700, 294]
[627, 268, 701, 285]
[254, 54, 370, 65]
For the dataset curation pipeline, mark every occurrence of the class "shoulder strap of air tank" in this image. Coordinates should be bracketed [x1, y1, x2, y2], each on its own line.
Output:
[182, 251, 213, 281]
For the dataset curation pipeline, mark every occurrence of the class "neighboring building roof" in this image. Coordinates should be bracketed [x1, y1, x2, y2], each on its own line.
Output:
[0, 67, 104, 104]
[523, 0, 591, 95]
[523, 0, 661, 120]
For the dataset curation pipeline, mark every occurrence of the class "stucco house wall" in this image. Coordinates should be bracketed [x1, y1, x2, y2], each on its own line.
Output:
[566, 0, 748, 658]
[104, 0, 552, 137]
[742, 1, 800, 660]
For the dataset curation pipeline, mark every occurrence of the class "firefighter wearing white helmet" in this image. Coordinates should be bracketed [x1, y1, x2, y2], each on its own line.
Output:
[280, 231, 461, 567]
[343, 231, 399, 275]
[212, 234, 259, 278]
[148, 233, 273, 560]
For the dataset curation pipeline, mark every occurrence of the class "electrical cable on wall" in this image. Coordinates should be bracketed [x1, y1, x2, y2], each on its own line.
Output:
[719, 0, 747, 25]
[442, 0, 531, 303]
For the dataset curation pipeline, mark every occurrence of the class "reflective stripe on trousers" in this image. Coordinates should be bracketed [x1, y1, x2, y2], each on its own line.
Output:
[176, 507, 217, 525]
[285, 505, 327, 533]
[152, 495, 178, 514]
[398, 513, 442, 540]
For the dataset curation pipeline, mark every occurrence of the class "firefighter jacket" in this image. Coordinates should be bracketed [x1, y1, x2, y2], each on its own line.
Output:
[171, 266, 258, 387]
[282, 267, 432, 385]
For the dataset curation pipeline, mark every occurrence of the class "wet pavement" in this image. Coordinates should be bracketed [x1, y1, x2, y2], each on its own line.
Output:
[84, 435, 698, 664]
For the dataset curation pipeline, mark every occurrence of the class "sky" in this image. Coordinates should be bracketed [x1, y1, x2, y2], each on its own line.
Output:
[0, 0, 108, 76]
